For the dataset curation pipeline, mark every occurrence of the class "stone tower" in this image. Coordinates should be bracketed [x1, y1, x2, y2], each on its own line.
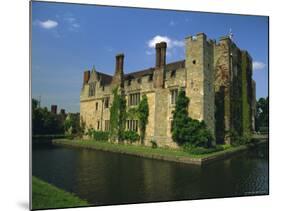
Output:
[185, 33, 215, 140]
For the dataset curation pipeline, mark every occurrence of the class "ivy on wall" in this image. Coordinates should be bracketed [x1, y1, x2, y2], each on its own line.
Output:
[125, 95, 149, 144]
[241, 54, 251, 135]
[109, 87, 126, 142]
[138, 95, 149, 144]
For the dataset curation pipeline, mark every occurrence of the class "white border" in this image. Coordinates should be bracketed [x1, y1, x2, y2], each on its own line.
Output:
[1, 0, 280, 211]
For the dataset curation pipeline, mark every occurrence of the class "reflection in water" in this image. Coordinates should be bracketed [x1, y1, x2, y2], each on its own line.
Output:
[32, 143, 268, 206]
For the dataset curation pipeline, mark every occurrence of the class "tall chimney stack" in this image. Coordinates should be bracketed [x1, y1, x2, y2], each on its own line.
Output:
[115, 53, 124, 74]
[155, 42, 167, 68]
[159, 42, 167, 67]
[83, 70, 90, 84]
[155, 43, 161, 68]
[51, 105, 57, 114]
[154, 42, 167, 88]
[112, 53, 124, 88]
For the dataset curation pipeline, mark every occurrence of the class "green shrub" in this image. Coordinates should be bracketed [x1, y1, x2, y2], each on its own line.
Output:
[226, 129, 252, 146]
[171, 89, 214, 148]
[85, 129, 109, 141]
[85, 128, 94, 138]
[183, 143, 224, 155]
[150, 140, 158, 148]
[93, 131, 109, 141]
[122, 131, 140, 143]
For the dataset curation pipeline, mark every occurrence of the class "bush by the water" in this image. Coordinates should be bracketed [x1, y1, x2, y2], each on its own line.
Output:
[226, 129, 252, 146]
[171, 89, 214, 148]
[183, 143, 224, 155]
[86, 129, 109, 141]
[121, 131, 140, 143]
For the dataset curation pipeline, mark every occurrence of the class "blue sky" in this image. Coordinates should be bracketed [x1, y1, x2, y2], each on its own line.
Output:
[31, 1, 268, 113]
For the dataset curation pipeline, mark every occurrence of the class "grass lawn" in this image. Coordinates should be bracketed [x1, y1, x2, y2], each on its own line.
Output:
[32, 176, 88, 210]
[53, 139, 236, 159]
[53, 139, 266, 165]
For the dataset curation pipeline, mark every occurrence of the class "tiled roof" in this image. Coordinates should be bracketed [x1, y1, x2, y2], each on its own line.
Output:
[95, 60, 185, 85]
[124, 60, 185, 80]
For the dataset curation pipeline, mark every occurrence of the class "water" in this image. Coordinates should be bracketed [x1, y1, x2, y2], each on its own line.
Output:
[32, 142, 269, 206]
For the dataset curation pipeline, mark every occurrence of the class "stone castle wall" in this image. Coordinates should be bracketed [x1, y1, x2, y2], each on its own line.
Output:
[80, 33, 255, 147]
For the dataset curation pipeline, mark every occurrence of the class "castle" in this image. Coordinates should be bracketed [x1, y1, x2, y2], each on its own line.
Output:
[80, 33, 256, 147]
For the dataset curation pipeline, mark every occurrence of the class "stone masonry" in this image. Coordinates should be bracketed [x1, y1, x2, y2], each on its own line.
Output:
[80, 33, 256, 147]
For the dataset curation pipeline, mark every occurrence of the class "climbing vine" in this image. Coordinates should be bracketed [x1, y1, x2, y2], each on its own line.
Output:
[241, 54, 251, 135]
[138, 95, 149, 144]
[109, 87, 126, 142]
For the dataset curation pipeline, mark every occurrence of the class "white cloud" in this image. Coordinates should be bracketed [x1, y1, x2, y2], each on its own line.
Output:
[64, 16, 80, 30]
[146, 35, 184, 57]
[253, 61, 266, 70]
[169, 20, 176, 26]
[147, 35, 184, 49]
[35, 19, 58, 29]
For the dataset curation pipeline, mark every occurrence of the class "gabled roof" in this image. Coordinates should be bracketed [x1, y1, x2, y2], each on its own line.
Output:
[124, 60, 185, 80]
[94, 60, 186, 85]
[96, 71, 113, 85]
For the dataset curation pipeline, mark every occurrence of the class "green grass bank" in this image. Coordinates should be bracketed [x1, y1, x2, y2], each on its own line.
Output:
[52, 139, 267, 165]
[32, 176, 88, 210]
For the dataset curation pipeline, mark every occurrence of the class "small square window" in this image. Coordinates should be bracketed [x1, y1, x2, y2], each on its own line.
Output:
[171, 89, 178, 105]
[96, 102, 98, 110]
[104, 97, 109, 108]
[170, 70, 176, 78]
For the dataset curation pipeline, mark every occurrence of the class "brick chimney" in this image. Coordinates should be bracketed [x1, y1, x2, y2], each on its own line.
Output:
[155, 43, 161, 68]
[115, 53, 124, 74]
[154, 42, 167, 88]
[83, 70, 90, 84]
[159, 42, 167, 67]
[155, 42, 167, 68]
[51, 105, 57, 114]
[112, 53, 124, 88]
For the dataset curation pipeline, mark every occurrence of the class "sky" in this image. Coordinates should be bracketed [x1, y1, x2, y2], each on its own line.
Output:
[31, 1, 269, 113]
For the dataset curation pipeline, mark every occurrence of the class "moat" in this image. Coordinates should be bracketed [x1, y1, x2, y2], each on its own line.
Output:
[32, 142, 269, 206]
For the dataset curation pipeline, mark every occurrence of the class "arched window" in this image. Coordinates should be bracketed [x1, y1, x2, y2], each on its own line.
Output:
[89, 82, 96, 97]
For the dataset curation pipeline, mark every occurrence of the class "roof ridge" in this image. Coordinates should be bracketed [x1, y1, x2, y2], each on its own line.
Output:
[125, 60, 185, 76]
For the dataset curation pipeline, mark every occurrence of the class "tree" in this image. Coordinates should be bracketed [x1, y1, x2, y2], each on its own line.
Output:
[171, 89, 190, 145]
[32, 98, 64, 135]
[255, 97, 269, 132]
[64, 113, 81, 136]
[171, 89, 214, 147]
[138, 95, 149, 144]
